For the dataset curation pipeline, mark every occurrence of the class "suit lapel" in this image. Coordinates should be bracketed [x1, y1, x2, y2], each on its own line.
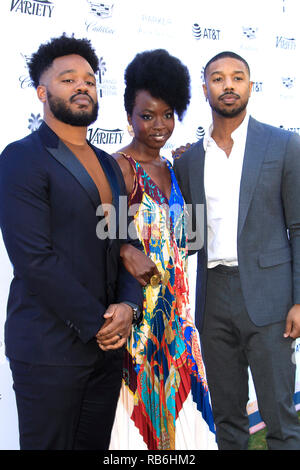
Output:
[238, 117, 271, 237]
[38, 122, 120, 222]
[46, 139, 101, 209]
[92, 146, 120, 226]
[37, 121, 101, 209]
[189, 140, 206, 207]
[188, 140, 207, 252]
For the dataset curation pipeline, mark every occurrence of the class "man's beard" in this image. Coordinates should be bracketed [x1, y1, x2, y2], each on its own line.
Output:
[210, 93, 249, 118]
[47, 90, 99, 126]
[211, 102, 248, 118]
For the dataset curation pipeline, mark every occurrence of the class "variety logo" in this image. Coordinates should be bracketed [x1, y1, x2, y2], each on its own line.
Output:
[10, 0, 54, 17]
[28, 113, 43, 132]
[192, 24, 221, 40]
[276, 36, 296, 50]
[87, 127, 124, 146]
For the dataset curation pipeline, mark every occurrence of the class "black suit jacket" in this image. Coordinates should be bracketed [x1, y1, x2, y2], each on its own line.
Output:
[0, 122, 143, 365]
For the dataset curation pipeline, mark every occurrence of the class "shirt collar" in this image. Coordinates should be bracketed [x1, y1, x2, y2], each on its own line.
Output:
[203, 113, 250, 151]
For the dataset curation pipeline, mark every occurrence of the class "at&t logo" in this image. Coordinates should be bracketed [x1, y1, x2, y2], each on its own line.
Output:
[192, 24, 220, 40]
[196, 126, 205, 140]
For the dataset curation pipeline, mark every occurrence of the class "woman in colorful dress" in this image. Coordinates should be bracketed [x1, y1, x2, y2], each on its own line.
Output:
[109, 49, 217, 450]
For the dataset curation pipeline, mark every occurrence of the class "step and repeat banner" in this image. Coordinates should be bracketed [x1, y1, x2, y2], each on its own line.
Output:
[0, 0, 299, 449]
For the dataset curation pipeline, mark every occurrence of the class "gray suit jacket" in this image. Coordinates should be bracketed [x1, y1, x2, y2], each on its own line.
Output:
[174, 116, 300, 330]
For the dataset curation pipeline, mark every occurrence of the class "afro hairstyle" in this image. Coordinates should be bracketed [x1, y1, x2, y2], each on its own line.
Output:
[124, 49, 191, 121]
[28, 33, 99, 88]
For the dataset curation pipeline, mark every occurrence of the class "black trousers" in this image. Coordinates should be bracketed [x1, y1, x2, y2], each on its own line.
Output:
[201, 265, 300, 450]
[10, 349, 124, 450]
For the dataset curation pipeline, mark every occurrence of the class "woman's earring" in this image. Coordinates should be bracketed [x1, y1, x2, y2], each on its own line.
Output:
[127, 124, 135, 137]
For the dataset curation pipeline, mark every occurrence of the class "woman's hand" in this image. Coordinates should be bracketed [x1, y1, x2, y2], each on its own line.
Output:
[120, 244, 160, 286]
[171, 143, 192, 159]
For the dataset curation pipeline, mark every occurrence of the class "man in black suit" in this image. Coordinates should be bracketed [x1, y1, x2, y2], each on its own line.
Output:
[0, 34, 143, 450]
[174, 51, 300, 449]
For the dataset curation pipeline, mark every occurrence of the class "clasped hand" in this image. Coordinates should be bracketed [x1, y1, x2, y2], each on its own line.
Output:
[96, 303, 133, 351]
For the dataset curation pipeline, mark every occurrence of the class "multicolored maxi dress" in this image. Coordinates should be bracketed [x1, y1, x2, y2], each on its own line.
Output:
[109, 154, 216, 450]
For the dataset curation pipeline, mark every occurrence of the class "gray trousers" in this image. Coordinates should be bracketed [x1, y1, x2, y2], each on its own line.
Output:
[201, 264, 300, 450]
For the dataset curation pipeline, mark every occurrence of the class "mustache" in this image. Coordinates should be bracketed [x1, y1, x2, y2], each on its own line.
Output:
[70, 92, 94, 104]
[218, 91, 240, 100]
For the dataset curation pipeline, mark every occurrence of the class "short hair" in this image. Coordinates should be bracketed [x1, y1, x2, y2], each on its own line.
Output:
[28, 33, 99, 88]
[124, 49, 191, 121]
[203, 51, 250, 80]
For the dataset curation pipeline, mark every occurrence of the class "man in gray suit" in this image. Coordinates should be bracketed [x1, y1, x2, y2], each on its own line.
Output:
[173, 51, 300, 450]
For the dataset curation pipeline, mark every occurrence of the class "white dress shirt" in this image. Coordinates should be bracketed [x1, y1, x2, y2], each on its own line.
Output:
[204, 114, 249, 268]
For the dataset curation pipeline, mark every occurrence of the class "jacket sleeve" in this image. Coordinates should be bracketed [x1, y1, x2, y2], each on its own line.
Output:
[173, 147, 205, 256]
[0, 142, 106, 343]
[282, 132, 300, 304]
[109, 154, 144, 308]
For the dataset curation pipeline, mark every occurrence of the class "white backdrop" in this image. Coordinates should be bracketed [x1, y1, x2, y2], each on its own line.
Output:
[0, 0, 299, 449]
